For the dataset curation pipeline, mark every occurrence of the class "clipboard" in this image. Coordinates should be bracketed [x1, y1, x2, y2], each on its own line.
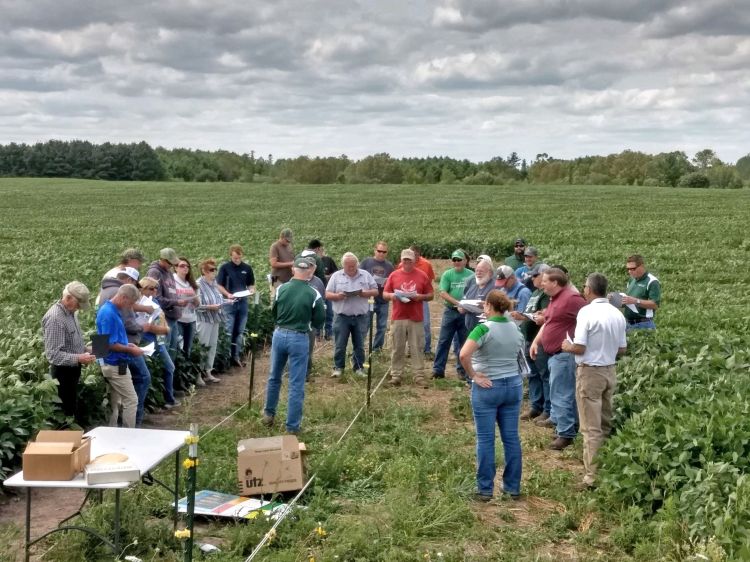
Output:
[92, 334, 110, 358]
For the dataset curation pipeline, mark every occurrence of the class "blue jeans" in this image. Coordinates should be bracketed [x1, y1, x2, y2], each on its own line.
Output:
[333, 314, 369, 371]
[368, 301, 389, 351]
[129, 354, 151, 427]
[264, 328, 310, 432]
[528, 344, 551, 415]
[324, 299, 334, 338]
[166, 318, 179, 360]
[224, 298, 249, 359]
[433, 307, 468, 378]
[157, 342, 176, 404]
[178, 321, 195, 357]
[471, 375, 523, 496]
[548, 352, 578, 438]
[423, 301, 432, 353]
[626, 318, 655, 331]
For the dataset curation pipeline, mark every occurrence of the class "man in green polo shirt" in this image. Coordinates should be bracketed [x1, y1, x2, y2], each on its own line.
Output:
[621, 254, 661, 330]
[433, 249, 475, 381]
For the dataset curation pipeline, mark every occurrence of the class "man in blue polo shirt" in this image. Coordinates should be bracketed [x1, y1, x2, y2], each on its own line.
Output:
[96, 284, 144, 428]
[217, 244, 256, 367]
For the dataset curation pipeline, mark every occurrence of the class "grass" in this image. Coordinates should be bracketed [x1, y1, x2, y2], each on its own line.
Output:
[0, 178, 749, 560]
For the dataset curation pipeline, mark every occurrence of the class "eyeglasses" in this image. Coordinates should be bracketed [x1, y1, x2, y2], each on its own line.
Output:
[207, 267, 217, 272]
[177, 264, 189, 269]
[626, 266, 638, 271]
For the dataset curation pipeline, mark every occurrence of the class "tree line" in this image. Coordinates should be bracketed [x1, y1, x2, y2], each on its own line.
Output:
[0, 140, 747, 188]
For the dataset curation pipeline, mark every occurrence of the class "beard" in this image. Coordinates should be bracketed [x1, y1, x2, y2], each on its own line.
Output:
[476, 273, 490, 286]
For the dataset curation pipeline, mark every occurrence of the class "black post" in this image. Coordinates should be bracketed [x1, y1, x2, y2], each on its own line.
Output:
[248, 291, 260, 408]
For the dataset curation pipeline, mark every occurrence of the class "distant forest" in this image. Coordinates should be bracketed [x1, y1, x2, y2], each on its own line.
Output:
[0, 139, 747, 188]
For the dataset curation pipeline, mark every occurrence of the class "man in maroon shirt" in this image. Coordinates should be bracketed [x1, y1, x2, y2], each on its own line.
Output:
[383, 249, 433, 387]
[530, 268, 586, 450]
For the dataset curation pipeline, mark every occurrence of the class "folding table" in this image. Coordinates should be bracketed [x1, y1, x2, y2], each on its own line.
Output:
[4, 427, 190, 562]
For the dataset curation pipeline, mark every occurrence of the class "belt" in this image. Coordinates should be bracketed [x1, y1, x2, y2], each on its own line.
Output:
[548, 350, 569, 357]
[627, 317, 649, 325]
[338, 313, 366, 318]
[276, 326, 307, 334]
[580, 363, 615, 368]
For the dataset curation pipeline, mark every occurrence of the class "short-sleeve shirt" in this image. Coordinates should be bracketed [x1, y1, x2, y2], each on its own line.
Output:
[269, 241, 294, 283]
[467, 316, 524, 379]
[573, 298, 627, 365]
[504, 254, 524, 270]
[384, 268, 432, 322]
[326, 269, 378, 316]
[96, 300, 130, 365]
[541, 286, 586, 354]
[439, 267, 474, 308]
[217, 261, 255, 297]
[360, 257, 395, 305]
[624, 272, 661, 320]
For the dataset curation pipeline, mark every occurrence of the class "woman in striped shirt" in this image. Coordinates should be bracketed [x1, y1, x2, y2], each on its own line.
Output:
[196, 258, 225, 383]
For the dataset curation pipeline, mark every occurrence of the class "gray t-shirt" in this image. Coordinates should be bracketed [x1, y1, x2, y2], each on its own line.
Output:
[467, 316, 524, 379]
[360, 257, 394, 305]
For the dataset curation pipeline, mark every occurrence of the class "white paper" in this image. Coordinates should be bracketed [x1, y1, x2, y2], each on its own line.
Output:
[232, 290, 252, 298]
[140, 342, 155, 356]
[459, 299, 483, 315]
[394, 289, 417, 298]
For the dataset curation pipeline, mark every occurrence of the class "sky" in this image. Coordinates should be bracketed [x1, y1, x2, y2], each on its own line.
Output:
[1, 0, 749, 163]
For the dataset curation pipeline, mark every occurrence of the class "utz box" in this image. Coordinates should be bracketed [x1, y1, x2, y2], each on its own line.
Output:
[237, 435, 306, 495]
[22, 430, 91, 481]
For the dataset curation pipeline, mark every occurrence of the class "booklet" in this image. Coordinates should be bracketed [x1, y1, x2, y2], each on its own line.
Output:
[344, 290, 362, 297]
[140, 342, 155, 356]
[175, 490, 291, 520]
[232, 290, 252, 298]
[458, 299, 483, 315]
[91, 334, 110, 358]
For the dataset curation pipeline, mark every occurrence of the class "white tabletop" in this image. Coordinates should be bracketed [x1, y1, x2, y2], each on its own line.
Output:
[4, 427, 190, 490]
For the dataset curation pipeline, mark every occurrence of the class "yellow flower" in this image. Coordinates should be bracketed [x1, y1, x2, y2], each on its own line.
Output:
[250, 332, 259, 338]
[184, 435, 199, 445]
[315, 522, 327, 537]
[182, 458, 199, 469]
[174, 529, 191, 539]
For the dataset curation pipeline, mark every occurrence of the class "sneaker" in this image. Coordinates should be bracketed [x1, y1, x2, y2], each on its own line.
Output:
[286, 428, 300, 435]
[195, 375, 206, 387]
[164, 400, 181, 409]
[414, 376, 430, 389]
[354, 369, 366, 378]
[204, 372, 220, 383]
[474, 493, 492, 503]
[432, 372, 445, 379]
[331, 369, 342, 378]
[549, 436, 574, 450]
[501, 491, 522, 501]
[535, 416, 555, 428]
[389, 376, 402, 387]
[520, 409, 543, 421]
[261, 413, 274, 427]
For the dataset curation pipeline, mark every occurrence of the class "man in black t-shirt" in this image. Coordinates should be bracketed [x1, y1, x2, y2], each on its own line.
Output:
[217, 244, 255, 367]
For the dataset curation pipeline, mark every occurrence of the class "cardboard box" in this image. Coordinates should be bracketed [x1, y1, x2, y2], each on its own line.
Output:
[237, 435, 306, 495]
[22, 430, 91, 481]
[85, 463, 140, 485]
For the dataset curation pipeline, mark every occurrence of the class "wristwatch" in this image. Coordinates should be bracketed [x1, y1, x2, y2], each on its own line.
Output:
[636, 299, 641, 305]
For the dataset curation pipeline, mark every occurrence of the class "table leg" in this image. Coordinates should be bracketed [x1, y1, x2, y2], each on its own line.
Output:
[174, 449, 180, 531]
[114, 489, 121, 556]
[24, 488, 31, 562]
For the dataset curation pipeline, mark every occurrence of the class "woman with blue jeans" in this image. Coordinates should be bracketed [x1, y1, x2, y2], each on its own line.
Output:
[460, 290, 525, 501]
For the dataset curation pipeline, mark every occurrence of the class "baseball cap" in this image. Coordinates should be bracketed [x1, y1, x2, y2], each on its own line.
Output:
[400, 249, 416, 261]
[122, 267, 140, 281]
[294, 256, 312, 269]
[121, 248, 145, 262]
[524, 246, 538, 257]
[496, 265, 515, 280]
[451, 249, 467, 260]
[514, 238, 527, 246]
[64, 281, 91, 309]
[281, 228, 293, 241]
[530, 263, 550, 277]
[159, 248, 179, 265]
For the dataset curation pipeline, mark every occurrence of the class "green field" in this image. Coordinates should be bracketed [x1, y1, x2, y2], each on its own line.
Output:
[1, 178, 750, 561]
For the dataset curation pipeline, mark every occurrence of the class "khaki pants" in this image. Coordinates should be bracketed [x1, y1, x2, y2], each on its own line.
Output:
[390, 320, 425, 382]
[576, 364, 617, 485]
[101, 363, 138, 428]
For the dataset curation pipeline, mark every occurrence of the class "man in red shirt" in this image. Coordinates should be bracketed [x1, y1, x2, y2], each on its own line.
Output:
[530, 268, 586, 450]
[384, 249, 433, 387]
[408, 246, 436, 355]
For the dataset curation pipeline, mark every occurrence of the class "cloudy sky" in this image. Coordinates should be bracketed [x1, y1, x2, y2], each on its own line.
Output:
[1, 0, 748, 163]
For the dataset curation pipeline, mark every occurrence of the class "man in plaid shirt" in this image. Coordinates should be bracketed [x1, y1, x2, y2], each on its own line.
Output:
[42, 281, 97, 425]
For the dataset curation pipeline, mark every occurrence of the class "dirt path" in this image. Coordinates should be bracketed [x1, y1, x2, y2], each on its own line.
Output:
[0, 261, 582, 559]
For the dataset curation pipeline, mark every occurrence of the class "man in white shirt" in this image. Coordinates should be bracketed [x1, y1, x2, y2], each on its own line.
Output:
[561, 272, 626, 489]
[325, 252, 378, 378]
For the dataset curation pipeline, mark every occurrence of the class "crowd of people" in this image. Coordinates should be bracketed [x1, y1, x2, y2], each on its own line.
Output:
[41, 233, 661, 495]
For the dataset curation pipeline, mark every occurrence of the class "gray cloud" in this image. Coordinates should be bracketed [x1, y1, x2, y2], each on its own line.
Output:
[0, 0, 748, 163]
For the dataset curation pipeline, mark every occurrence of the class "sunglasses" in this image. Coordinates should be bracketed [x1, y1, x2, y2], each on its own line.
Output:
[626, 266, 638, 271]
[207, 267, 217, 272]
[376, 249, 387, 254]
[452, 258, 463, 262]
